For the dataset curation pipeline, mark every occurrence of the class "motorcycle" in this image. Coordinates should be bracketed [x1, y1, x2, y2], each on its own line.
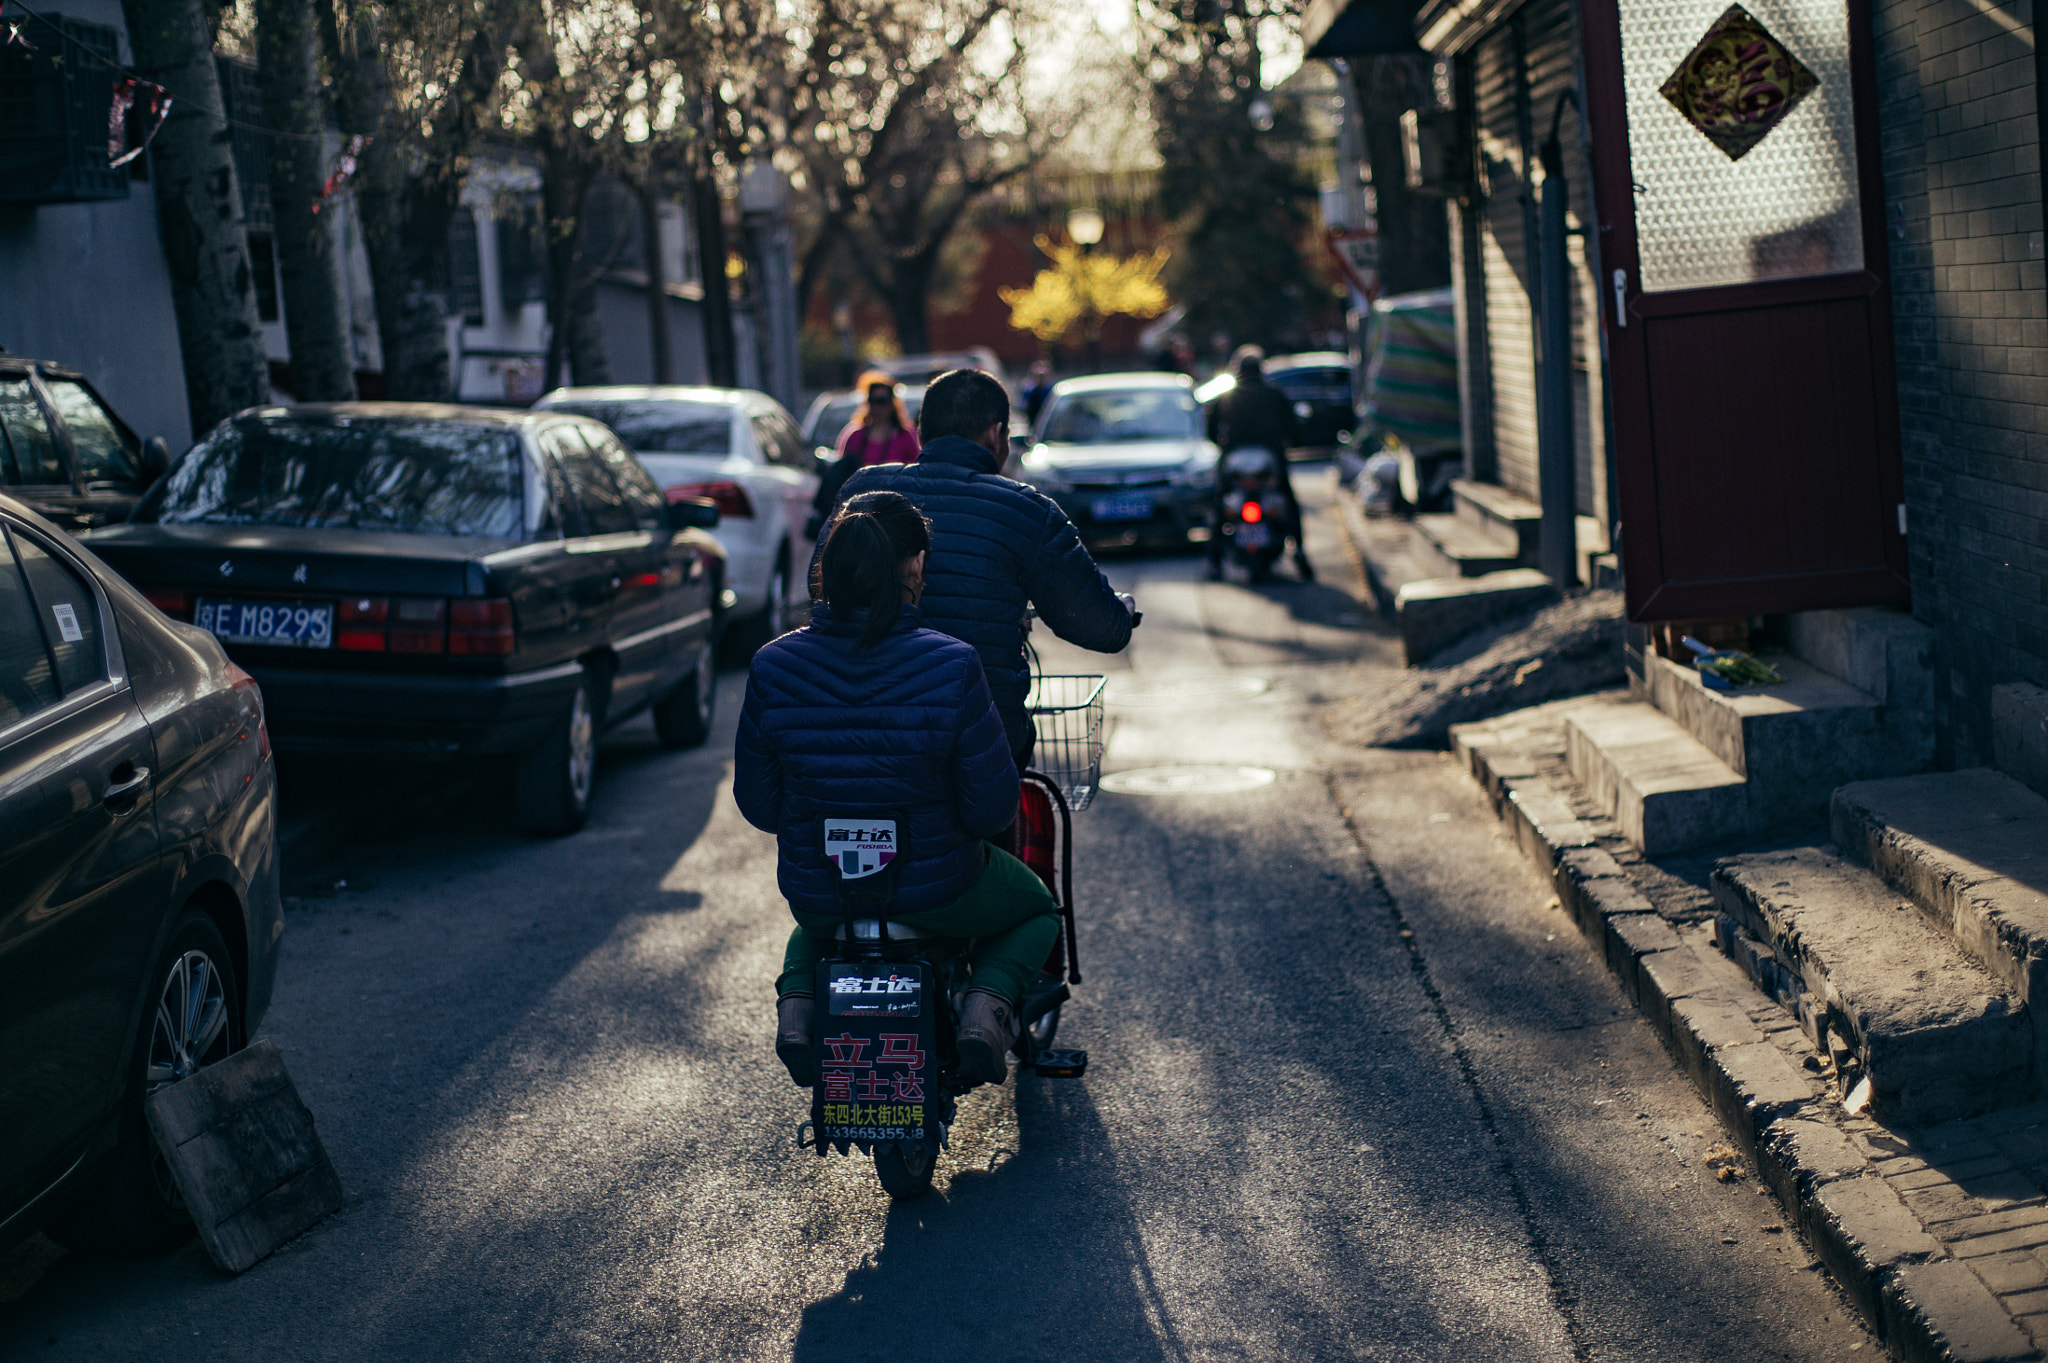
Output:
[1217, 446, 1297, 584]
[795, 611, 1124, 1199]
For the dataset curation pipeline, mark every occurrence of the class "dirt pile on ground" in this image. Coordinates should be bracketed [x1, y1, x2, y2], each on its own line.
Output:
[1330, 588, 1626, 749]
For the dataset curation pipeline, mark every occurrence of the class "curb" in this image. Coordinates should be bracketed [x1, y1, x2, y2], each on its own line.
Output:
[1450, 723, 2040, 1362]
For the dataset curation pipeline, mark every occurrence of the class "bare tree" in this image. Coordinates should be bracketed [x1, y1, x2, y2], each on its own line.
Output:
[122, 0, 269, 434]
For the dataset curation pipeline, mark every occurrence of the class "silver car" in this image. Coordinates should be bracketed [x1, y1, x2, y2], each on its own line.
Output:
[1012, 374, 1218, 548]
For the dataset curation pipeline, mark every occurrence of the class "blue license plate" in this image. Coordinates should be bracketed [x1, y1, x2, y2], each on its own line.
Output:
[196, 598, 334, 648]
[1090, 492, 1153, 522]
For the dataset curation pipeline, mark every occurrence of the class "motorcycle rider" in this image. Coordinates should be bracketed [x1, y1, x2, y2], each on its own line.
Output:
[822, 367, 1132, 766]
[736, 492, 1063, 1089]
[1205, 345, 1313, 582]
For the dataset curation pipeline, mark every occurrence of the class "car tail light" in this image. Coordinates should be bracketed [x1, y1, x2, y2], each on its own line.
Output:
[224, 661, 270, 760]
[144, 588, 190, 618]
[1240, 500, 1263, 524]
[390, 598, 446, 653]
[337, 596, 389, 651]
[450, 598, 515, 655]
[668, 480, 753, 518]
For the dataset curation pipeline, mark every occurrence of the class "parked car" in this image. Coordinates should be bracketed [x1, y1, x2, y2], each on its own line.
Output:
[801, 386, 926, 452]
[0, 490, 281, 1255]
[533, 386, 814, 644]
[0, 358, 172, 532]
[1012, 373, 1218, 548]
[85, 403, 724, 835]
[1266, 352, 1357, 449]
[1194, 353, 1357, 453]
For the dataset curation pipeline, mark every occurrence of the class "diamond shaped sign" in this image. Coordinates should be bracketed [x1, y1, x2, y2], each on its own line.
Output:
[1660, 5, 1819, 161]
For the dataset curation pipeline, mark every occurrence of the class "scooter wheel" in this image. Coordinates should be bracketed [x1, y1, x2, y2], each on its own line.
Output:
[873, 1141, 937, 1200]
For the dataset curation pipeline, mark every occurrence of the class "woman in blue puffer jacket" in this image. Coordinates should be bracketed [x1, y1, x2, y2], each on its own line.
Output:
[733, 491, 1061, 1087]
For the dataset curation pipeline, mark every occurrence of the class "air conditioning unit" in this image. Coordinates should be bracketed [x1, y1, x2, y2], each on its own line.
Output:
[1400, 108, 1470, 199]
[0, 12, 130, 204]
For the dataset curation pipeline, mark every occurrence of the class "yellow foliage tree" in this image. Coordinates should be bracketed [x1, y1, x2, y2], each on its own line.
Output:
[1000, 235, 1172, 349]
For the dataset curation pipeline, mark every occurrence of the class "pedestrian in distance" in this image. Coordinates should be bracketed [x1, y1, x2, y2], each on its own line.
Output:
[818, 367, 1133, 767]
[1206, 344, 1314, 583]
[807, 371, 920, 539]
[735, 491, 1063, 1087]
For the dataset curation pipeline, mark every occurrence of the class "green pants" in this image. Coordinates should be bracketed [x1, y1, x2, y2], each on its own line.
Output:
[778, 846, 1061, 1006]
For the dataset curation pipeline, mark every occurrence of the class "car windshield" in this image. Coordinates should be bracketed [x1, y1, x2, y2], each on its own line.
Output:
[1040, 389, 1199, 444]
[151, 418, 524, 537]
[809, 392, 925, 447]
[545, 401, 730, 456]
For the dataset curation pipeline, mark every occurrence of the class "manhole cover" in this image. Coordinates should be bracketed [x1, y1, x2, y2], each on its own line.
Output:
[1100, 766, 1278, 795]
[1106, 675, 1269, 707]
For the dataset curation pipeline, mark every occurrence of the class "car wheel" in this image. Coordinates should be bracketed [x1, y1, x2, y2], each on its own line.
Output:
[516, 670, 597, 835]
[763, 556, 791, 640]
[653, 637, 716, 749]
[47, 909, 241, 1255]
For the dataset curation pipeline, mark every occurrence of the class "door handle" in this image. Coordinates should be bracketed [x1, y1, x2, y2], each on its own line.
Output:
[103, 764, 151, 808]
[1612, 269, 1629, 328]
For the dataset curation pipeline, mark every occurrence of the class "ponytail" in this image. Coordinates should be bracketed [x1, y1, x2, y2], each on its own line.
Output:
[818, 490, 932, 650]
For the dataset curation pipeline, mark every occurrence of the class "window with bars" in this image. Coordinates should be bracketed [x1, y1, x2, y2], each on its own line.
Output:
[0, 11, 128, 204]
[214, 55, 272, 233]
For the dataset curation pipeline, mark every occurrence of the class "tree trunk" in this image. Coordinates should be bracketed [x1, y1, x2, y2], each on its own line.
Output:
[256, 0, 354, 400]
[538, 138, 608, 390]
[640, 183, 673, 384]
[1353, 57, 1452, 298]
[326, 11, 460, 400]
[692, 166, 737, 387]
[121, 0, 268, 435]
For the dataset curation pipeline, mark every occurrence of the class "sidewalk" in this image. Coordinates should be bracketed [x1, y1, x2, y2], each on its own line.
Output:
[1334, 489, 2048, 1363]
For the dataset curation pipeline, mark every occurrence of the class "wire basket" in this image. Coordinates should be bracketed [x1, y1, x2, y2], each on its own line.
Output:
[1026, 674, 1107, 811]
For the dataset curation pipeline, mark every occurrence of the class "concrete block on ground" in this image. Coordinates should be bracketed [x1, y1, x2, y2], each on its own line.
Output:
[1450, 478, 1540, 560]
[1564, 699, 1751, 855]
[1780, 606, 1934, 711]
[1806, 1175, 1946, 1333]
[1992, 682, 2048, 804]
[1832, 771, 2048, 1023]
[1411, 512, 1521, 580]
[1394, 568, 1559, 665]
[1606, 915, 1681, 1007]
[1883, 1259, 2041, 1363]
[1714, 847, 2033, 1124]
[145, 1040, 345, 1274]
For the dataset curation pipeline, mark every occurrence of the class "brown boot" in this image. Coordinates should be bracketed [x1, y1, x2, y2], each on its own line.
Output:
[776, 994, 815, 1087]
[956, 989, 1018, 1085]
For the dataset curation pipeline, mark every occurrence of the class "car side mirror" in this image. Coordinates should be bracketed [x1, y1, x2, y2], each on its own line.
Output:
[667, 496, 720, 531]
[140, 436, 171, 481]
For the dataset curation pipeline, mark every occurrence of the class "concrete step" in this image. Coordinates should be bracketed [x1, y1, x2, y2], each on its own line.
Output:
[1564, 698, 1752, 855]
[1832, 770, 2048, 1028]
[1641, 651, 1907, 829]
[1713, 846, 2032, 1124]
[1393, 568, 1559, 665]
[1412, 513, 1521, 578]
[1450, 479, 1539, 560]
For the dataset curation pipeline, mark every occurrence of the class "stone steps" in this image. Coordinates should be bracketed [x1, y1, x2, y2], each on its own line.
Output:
[1833, 770, 2048, 1025]
[1412, 512, 1521, 579]
[1563, 697, 1752, 855]
[1712, 846, 2032, 1124]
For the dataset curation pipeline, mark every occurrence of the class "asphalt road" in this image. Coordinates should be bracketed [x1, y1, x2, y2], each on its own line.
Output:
[0, 475, 1879, 1360]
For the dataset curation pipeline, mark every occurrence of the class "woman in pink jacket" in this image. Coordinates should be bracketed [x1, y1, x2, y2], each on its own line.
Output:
[810, 371, 921, 535]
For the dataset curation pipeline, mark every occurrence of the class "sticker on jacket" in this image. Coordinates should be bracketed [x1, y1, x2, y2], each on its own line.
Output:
[824, 818, 897, 879]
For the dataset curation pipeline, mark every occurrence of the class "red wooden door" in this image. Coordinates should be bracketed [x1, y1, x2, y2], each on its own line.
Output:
[1580, 0, 1908, 621]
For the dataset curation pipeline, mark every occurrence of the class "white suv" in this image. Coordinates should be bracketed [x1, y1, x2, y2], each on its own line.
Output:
[533, 386, 820, 640]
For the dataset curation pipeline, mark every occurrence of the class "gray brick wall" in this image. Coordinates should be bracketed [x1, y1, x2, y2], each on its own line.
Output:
[1877, 0, 2045, 767]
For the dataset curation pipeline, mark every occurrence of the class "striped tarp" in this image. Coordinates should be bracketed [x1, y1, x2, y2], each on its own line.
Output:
[1362, 288, 1461, 454]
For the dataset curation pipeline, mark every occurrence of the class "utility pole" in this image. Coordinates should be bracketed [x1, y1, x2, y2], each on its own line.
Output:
[740, 161, 801, 412]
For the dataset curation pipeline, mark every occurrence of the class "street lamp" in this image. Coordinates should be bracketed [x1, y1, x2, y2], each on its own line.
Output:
[1067, 207, 1104, 249]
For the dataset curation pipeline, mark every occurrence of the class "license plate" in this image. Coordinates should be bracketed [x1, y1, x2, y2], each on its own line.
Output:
[196, 598, 334, 648]
[1236, 522, 1271, 550]
[1090, 491, 1153, 523]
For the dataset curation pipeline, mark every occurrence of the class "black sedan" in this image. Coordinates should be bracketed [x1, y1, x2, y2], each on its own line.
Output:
[1265, 353, 1356, 450]
[87, 404, 725, 835]
[0, 357, 172, 532]
[0, 490, 281, 1255]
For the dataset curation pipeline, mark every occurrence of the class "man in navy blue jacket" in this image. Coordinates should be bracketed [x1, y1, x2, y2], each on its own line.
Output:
[825, 369, 1134, 763]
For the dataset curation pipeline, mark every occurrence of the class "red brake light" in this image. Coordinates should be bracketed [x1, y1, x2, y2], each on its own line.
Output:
[144, 589, 190, 618]
[668, 480, 753, 518]
[1240, 500, 1263, 524]
[337, 596, 389, 651]
[449, 598, 515, 655]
